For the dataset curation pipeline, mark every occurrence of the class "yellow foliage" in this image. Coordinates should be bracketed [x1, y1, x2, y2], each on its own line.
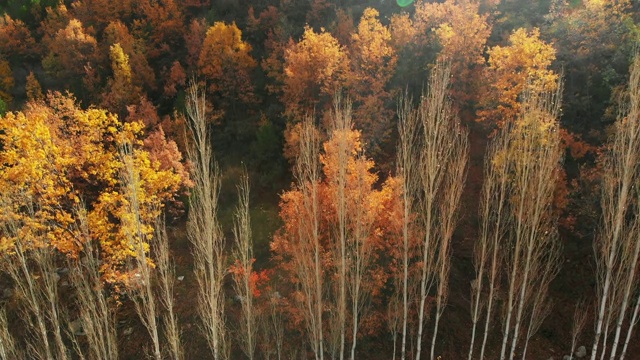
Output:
[198, 21, 257, 104]
[480, 28, 559, 126]
[0, 93, 183, 284]
[283, 26, 349, 118]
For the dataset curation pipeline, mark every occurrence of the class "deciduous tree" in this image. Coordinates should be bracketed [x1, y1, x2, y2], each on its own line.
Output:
[198, 21, 257, 107]
[479, 28, 558, 127]
[282, 26, 349, 119]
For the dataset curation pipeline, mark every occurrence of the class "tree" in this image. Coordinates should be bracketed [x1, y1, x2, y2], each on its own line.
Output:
[26, 71, 43, 102]
[230, 169, 257, 360]
[70, 0, 133, 33]
[349, 8, 398, 166]
[185, 82, 227, 360]
[42, 18, 98, 94]
[479, 28, 559, 127]
[469, 81, 564, 360]
[272, 97, 400, 359]
[132, 0, 184, 61]
[413, 62, 468, 360]
[395, 91, 421, 360]
[282, 26, 350, 119]
[0, 93, 184, 283]
[0, 14, 37, 62]
[0, 58, 13, 106]
[198, 21, 257, 107]
[103, 20, 156, 94]
[119, 143, 162, 360]
[103, 43, 141, 114]
[413, 0, 491, 107]
[591, 53, 640, 360]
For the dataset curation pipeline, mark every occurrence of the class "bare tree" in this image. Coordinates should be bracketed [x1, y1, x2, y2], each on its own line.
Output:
[328, 95, 352, 360]
[119, 144, 162, 360]
[396, 91, 421, 360]
[591, 54, 640, 360]
[0, 309, 20, 360]
[569, 300, 588, 360]
[186, 80, 227, 360]
[0, 194, 68, 360]
[232, 169, 257, 360]
[498, 85, 564, 360]
[67, 204, 118, 360]
[152, 216, 183, 360]
[414, 61, 468, 360]
[291, 114, 325, 360]
[260, 291, 285, 360]
[347, 147, 376, 360]
[468, 122, 510, 360]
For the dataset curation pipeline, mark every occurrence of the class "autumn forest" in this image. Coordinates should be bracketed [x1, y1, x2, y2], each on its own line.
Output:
[0, 0, 639, 359]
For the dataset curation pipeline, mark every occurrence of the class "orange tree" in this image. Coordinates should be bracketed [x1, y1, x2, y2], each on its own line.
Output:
[0, 93, 183, 284]
[271, 125, 403, 343]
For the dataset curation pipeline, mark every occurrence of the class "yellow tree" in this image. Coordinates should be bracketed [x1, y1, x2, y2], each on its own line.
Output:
[103, 20, 156, 94]
[0, 93, 183, 283]
[349, 8, 398, 165]
[198, 21, 257, 107]
[414, 0, 492, 106]
[103, 43, 142, 115]
[282, 26, 350, 119]
[479, 27, 559, 127]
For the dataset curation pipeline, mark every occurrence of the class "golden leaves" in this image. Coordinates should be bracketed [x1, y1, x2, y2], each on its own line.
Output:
[0, 93, 183, 284]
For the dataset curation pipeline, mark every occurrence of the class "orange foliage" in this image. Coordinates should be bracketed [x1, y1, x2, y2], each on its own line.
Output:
[184, 18, 208, 70]
[282, 26, 349, 118]
[102, 43, 141, 114]
[71, 0, 133, 33]
[389, 13, 416, 51]
[349, 8, 398, 161]
[164, 61, 186, 98]
[103, 20, 156, 92]
[0, 14, 38, 61]
[272, 127, 403, 336]
[132, 0, 185, 60]
[42, 18, 98, 85]
[0, 59, 14, 105]
[331, 9, 354, 47]
[25, 71, 43, 102]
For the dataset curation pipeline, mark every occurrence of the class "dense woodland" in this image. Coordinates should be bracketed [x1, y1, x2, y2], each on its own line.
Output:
[1, 0, 640, 359]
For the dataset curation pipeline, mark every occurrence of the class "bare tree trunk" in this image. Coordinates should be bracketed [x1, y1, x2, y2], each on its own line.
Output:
[0, 196, 66, 360]
[67, 205, 118, 360]
[397, 91, 420, 360]
[620, 290, 640, 360]
[592, 54, 640, 360]
[293, 115, 324, 360]
[119, 144, 162, 360]
[570, 300, 588, 360]
[186, 80, 227, 360]
[232, 169, 257, 360]
[328, 95, 352, 360]
[414, 61, 467, 360]
[153, 216, 183, 360]
[0, 310, 19, 360]
[348, 149, 376, 360]
[470, 126, 509, 360]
